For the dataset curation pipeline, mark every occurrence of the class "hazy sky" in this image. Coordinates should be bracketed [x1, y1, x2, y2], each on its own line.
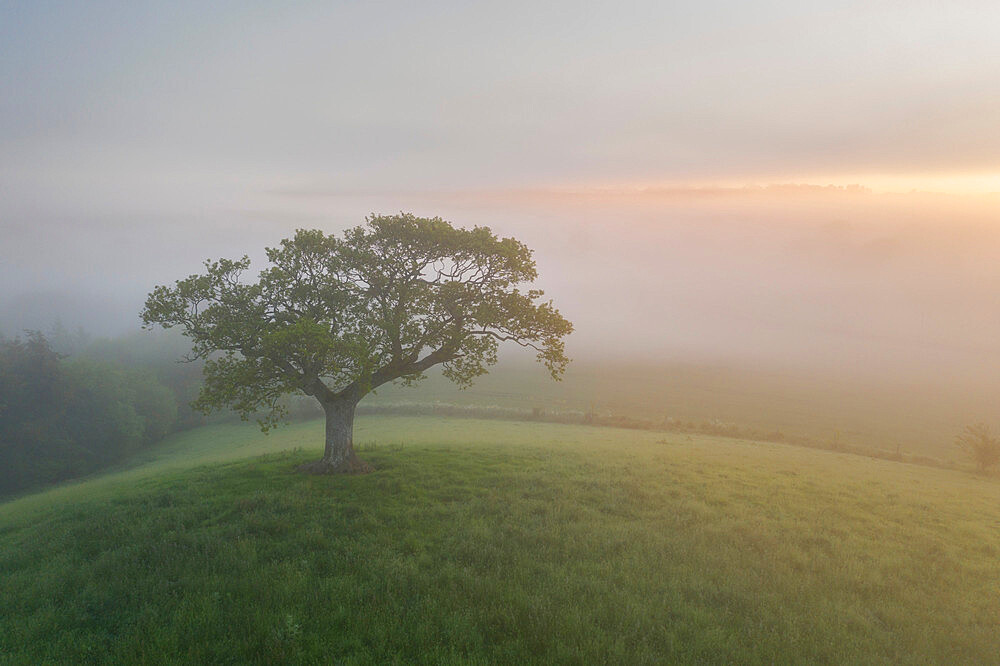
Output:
[2, 1, 1000, 377]
[4, 0, 1000, 195]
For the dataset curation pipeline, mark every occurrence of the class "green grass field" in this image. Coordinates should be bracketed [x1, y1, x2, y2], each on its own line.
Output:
[2, 416, 999, 663]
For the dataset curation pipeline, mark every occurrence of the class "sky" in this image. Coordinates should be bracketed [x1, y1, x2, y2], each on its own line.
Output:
[4, 1, 1000, 193]
[2, 1, 1000, 379]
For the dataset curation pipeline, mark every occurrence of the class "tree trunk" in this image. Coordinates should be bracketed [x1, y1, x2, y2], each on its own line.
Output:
[296, 397, 373, 474]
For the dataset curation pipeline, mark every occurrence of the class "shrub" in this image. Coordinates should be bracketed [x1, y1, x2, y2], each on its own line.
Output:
[955, 424, 1000, 473]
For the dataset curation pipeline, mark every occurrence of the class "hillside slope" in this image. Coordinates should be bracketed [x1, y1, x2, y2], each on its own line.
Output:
[1, 416, 998, 663]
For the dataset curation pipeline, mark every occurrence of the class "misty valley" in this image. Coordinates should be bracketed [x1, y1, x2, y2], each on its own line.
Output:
[2, 215, 999, 663]
[4, 2, 1000, 663]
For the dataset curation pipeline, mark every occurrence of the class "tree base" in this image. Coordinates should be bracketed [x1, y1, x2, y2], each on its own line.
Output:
[295, 455, 373, 475]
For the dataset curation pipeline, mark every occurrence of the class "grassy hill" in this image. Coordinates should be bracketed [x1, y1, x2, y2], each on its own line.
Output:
[2, 416, 999, 663]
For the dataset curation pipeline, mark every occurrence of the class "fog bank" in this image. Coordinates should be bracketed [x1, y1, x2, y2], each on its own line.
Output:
[3, 186, 999, 389]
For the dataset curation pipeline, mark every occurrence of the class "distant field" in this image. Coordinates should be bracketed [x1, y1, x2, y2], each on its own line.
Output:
[2, 416, 999, 663]
[367, 359, 999, 463]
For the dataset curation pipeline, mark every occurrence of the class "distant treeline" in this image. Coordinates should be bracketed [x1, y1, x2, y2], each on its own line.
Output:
[0, 329, 205, 496]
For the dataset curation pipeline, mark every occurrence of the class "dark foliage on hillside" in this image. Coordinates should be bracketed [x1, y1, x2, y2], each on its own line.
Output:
[0, 332, 181, 495]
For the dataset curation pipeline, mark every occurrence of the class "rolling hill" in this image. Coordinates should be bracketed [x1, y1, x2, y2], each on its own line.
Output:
[1, 416, 998, 663]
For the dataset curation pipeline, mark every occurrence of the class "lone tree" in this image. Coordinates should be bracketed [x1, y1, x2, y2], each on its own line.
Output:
[142, 213, 573, 473]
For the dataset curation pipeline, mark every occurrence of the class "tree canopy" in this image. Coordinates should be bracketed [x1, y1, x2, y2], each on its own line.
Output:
[142, 213, 573, 472]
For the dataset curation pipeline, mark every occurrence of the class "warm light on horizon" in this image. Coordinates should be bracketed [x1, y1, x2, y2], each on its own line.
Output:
[764, 171, 1000, 195]
[589, 171, 1000, 197]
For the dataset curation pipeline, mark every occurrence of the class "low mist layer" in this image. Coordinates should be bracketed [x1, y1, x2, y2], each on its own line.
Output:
[6, 185, 998, 383]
